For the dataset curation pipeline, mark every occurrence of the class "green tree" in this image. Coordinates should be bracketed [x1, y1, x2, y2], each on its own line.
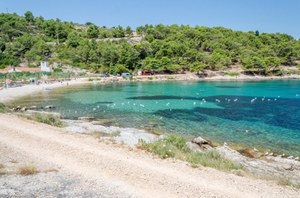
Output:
[87, 25, 99, 39]
[24, 11, 34, 23]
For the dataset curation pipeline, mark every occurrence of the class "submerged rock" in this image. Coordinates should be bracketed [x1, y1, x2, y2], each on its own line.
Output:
[78, 117, 96, 122]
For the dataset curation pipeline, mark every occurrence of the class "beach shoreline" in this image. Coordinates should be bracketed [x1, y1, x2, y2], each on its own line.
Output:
[1, 73, 300, 104]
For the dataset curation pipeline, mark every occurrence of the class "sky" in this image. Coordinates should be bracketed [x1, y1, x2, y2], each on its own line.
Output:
[0, 0, 299, 38]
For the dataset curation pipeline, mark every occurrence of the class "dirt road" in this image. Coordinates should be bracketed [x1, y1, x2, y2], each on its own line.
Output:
[0, 114, 298, 197]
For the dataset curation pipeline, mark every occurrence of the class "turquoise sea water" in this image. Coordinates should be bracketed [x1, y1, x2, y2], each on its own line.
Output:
[14, 80, 300, 156]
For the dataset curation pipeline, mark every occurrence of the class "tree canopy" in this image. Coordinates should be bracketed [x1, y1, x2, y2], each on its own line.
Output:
[0, 12, 299, 75]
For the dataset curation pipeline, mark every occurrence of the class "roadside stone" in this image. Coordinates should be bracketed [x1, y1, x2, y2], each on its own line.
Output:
[186, 142, 203, 153]
[283, 164, 294, 171]
[192, 136, 208, 145]
[201, 144, 213, 151]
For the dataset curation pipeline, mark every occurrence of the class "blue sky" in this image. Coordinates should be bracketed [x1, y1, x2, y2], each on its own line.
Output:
[0, 0, 299, 38]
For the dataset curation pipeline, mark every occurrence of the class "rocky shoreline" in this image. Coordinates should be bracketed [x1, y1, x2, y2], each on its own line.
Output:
[18, 109, 300, 188]
[11, 107, 300, 187]
[65, 116, 300, 187]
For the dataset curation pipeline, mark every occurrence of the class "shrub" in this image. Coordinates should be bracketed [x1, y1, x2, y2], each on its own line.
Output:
[18, 165, 38, 176]
[31, 113, 64, 127]
[0, 103, 7, 113]
[138, 134, 243, 171]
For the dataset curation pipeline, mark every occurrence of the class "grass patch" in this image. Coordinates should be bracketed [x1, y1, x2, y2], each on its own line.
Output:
[0, 164, 4, 169]
[18, 165, 38, 176]
[138, 134, 243, 172]
[0, 103, 8, 113]
[187, 151, 243, 171]
[29, 113, 64, 127]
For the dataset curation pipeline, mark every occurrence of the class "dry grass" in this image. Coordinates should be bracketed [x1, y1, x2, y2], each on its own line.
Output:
[92, 131, 120, 138]
[0, 163, 5, 176]
[43, 168, 58, 173]
[18, 165, 38, 176]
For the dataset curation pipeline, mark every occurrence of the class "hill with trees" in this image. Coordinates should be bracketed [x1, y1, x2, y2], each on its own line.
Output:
[1, 11, 300, 76]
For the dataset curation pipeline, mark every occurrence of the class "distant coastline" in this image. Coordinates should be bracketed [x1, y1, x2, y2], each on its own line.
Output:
[2, 73, 300, 104]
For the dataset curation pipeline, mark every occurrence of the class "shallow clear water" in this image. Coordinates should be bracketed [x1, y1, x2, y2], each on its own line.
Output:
[13, 80, 300, 156]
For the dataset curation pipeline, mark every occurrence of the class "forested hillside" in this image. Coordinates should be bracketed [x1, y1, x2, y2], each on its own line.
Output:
[1, 12, 300, 75]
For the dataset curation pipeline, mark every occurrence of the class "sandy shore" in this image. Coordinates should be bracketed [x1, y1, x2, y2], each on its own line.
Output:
[0, 78, 88, 104]
[0, 113, 299, 197]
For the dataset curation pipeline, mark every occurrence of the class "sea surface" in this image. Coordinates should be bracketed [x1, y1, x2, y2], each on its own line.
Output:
[13, 80, 300, 156]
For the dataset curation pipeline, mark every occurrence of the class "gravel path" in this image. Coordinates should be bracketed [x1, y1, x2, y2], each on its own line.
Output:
[0, 114, 299, 197]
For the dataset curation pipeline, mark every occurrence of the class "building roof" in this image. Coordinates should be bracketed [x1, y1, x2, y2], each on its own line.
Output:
[15, 67, 41, 72]
[0, 68, 9, 74]
[0, 66, 41, 74]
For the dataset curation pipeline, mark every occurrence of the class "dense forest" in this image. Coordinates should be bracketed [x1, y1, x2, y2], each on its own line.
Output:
[1, 11, 300, 75]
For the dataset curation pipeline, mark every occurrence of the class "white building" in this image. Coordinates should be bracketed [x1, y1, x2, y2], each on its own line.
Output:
[40, 61, 52, 72]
